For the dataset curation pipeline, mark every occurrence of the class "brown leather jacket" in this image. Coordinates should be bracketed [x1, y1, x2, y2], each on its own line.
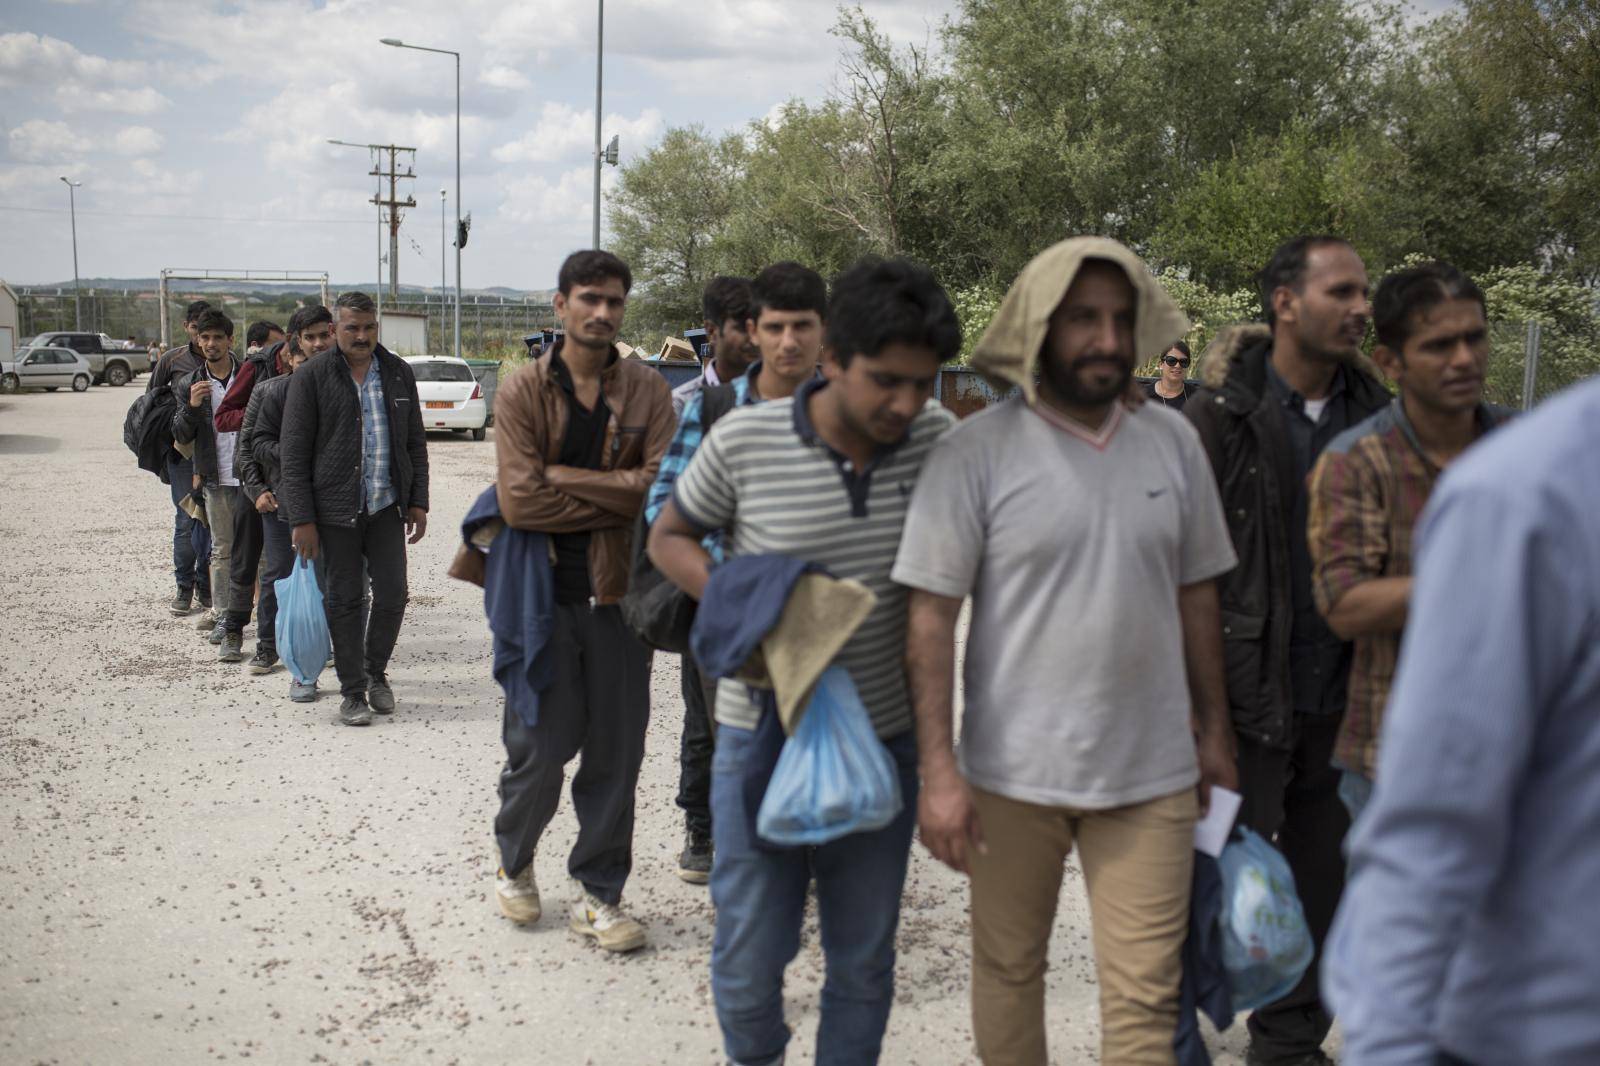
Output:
[450, 344, 674, 604]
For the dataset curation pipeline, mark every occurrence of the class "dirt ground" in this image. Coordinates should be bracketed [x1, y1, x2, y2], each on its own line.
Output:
[0, 384, 1264, 1064]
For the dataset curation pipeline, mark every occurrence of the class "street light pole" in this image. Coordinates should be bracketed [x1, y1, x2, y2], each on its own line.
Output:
[59, 176, 82, 330]
[381, 37, 462, 359]
[440, 186, 448, 349]
[593, 0, 604, 249]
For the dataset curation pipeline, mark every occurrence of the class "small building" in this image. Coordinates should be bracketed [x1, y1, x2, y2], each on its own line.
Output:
[0, 280, 18, 354]
[380, 310, 429, 356]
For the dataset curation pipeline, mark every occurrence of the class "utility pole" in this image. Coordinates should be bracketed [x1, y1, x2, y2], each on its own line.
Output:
[60, 177, 83, 330]
[592, 0, 604, 249]
[368, 144, 417, 301]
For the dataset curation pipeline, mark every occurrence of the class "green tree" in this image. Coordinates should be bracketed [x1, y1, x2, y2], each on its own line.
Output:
[608, 126, 746, 341]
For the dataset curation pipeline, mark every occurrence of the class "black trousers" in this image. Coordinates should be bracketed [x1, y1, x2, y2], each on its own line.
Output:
[494, 604, 652, 905]
[225, 486, 264, 633]
[319, 505, 408, 699]
[1235, 712, 1351, 1063]
[675, 650, 717, 839]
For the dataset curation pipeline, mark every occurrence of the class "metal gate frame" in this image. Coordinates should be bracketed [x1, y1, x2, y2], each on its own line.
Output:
[158, 268, 330, 348]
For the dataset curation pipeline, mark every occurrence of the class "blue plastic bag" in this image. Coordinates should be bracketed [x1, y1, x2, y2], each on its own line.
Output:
[275, 557, 331, 685]
[1217, 827, 1314, 1012]
[756, 666, 902, 846]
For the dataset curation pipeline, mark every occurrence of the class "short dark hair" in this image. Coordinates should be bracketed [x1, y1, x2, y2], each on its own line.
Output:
[1372, 261, 1486, 352]
[1167, 339, 1192, 358]
[1259, 236, 1355, 325]
[558, 250, 632, 296]
[194, 308, 233, 337]
[246, 320, 284, 348]
[287, 304, 333, 336]
[184, 299, 213, 324]
[334, 291, 377, 316]
[702, 275, 753, 327]
[826, 256, 961, 369]
[750, 261, 827, 323]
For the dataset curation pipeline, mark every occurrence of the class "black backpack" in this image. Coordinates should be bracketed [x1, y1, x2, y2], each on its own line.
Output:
[621, 383, 737, 653]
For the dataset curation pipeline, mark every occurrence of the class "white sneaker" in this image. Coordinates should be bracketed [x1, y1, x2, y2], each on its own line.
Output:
[496, 865, 541, 925]
[569, 883, 646, 953]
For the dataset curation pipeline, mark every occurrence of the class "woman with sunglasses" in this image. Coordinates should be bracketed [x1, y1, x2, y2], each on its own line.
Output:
[1145, 340, 1197, 411]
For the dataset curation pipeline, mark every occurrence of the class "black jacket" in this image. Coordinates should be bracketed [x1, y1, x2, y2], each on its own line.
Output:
[171, 354, 241, 486]
[278, 344, 428, 527]
[1186, 325, 1391, 748]
[238, 372, 291, 502]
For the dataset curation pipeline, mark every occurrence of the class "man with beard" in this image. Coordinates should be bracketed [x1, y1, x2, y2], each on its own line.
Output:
[171, 308, 244, 653]
[151, 299, 214, 619]
[1186, 235, 1389, 1066]
[281, 291, 429, 727]
[899, 238, 1238, 1064]
[672, 275, 759, 419]
[489, 250, 674, 952]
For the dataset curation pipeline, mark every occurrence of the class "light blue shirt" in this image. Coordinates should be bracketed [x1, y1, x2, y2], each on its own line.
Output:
[352, 360, 395, 514]
[1324, 376, 1600, 1066]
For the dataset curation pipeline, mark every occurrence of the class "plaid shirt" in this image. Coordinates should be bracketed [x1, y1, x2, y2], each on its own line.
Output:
[645, 367, 758, 555]
[1308, 398, 1506, 777]
[353, 361, 396, 514]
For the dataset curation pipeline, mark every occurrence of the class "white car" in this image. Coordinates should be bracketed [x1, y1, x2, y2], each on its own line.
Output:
[404, 356, 489, 440]
[0, 347, 94, 393]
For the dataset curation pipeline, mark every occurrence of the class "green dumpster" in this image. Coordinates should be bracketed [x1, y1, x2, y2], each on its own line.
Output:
[465, 359, 501, 427]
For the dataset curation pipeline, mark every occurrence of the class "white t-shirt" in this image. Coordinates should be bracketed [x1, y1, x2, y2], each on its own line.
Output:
[892, 399, 1237, 809]
[208, 371, 239, 487]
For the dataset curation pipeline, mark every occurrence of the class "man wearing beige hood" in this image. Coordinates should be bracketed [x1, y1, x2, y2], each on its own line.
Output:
[896, 237, 1239, 1064]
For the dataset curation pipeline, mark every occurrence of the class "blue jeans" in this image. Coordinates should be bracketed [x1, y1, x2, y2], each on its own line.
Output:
[1339, 769, 1374, 823]
[166, 454, 211, 594]
[709, 724, 918, 1066]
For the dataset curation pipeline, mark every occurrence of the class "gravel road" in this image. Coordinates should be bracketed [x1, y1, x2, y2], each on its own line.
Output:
[1, 384, 1260, 1064]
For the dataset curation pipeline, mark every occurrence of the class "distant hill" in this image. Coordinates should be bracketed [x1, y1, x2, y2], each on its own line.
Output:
[17, 277, 556, 302]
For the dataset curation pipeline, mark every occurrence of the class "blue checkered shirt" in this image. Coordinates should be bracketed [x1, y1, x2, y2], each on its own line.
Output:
[355, 363, 395, 513]
[645, 369, 756, 555]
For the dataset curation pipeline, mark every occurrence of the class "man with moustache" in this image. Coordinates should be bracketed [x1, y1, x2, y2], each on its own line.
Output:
[1187, 236, 1389, 1066]
[646, 262, 829, 885]
[151, 298, 214, 619]
[489, 251, 675, 952]
[900, 238, 1238, 1064]
[171, 308, 244, 654]
[280, 291, 429, 727]
[1307, 263, 1510, 822]
[672, 275, 760, 419]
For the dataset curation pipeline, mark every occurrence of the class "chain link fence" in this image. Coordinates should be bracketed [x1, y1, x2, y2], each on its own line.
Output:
[1483, 319, 1595, 410]
[15, 288, 558, 362]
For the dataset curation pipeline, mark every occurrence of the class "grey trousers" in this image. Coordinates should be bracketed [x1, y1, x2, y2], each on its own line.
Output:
[494, 604, 652, 905]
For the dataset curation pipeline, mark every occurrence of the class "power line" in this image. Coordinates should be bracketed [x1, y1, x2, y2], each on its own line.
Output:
[0, 204, 373, 226]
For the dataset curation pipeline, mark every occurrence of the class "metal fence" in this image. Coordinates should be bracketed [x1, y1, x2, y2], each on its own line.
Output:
[16, 288, 557, 360]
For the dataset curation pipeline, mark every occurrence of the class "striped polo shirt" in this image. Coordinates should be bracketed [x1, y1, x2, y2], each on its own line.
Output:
[672, 377, 956, 737]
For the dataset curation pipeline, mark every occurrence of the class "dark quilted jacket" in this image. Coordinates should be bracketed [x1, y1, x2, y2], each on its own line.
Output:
[237, 372, 291, 502]
[278, 344, 429, 527]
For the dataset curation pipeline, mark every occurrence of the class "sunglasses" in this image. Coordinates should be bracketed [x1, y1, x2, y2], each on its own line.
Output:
[1161, 355, 1191, 369]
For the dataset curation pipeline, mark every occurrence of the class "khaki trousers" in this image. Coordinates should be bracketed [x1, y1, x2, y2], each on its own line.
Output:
[970, 786, 1197, 1066]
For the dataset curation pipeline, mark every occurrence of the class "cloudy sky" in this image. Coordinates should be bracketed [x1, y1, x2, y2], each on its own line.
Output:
[0, 0, 956, 291]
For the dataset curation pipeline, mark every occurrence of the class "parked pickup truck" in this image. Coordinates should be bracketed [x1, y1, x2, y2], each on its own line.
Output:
[20, 331, 145, 386]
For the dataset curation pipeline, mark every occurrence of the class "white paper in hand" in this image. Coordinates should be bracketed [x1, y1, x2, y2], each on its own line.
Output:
[1194, 785, 1243, 858]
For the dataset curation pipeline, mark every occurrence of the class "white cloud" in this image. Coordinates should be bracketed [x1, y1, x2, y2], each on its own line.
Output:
[492, 104, 664, 164]
[7, 119, 91, 162]
[111, 126, 164, 156]
[479, 64, 531, 91]
[54, 85, 170, 114]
